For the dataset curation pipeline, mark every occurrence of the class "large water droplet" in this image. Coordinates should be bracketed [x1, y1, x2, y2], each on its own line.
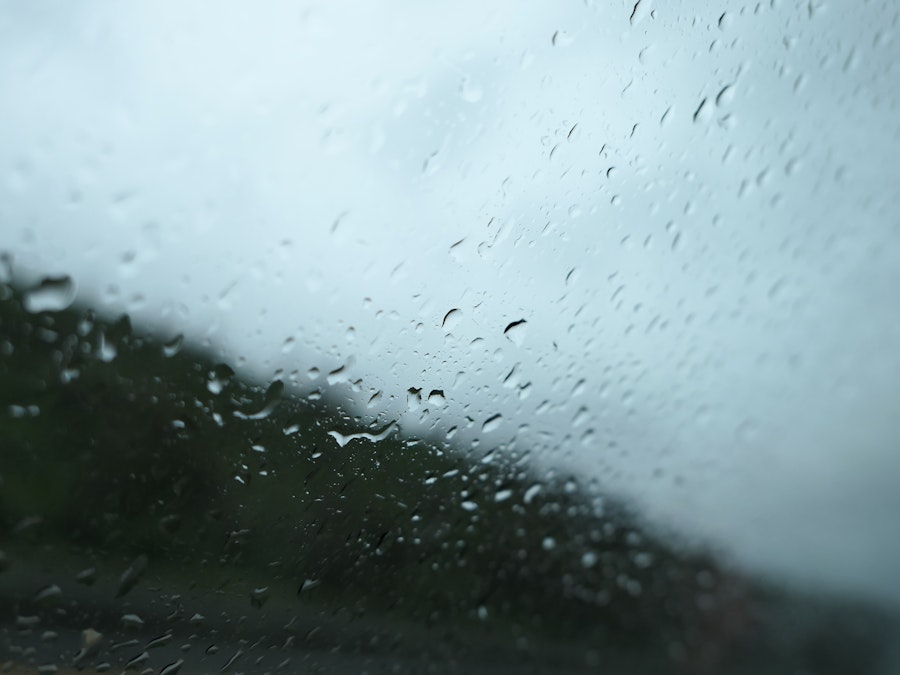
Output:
[23, 276, 76, 313]
[503, 319, 528, 346]
[234, 380, 284, 420]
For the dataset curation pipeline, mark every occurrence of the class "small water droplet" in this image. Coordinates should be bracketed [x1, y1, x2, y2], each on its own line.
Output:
[121, 613, 144, 630]
[503, 319, 528, 346]
[162, 334, 183, 358]
[207, 364, 234, 395]
[551, 30, 574, 47]
[97, 331, 117, 362]
[160, 660, 184, 675]
[326, 358, 355, 386]
[482, 414, 503, 434]
[715, 84, 735, 107]
[250, 587, 270, 609]
[115, 554, 148, 599]
[693, 98, 712, 124]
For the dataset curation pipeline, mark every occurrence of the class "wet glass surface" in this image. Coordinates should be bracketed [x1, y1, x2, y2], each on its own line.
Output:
[2, 2, 900, 673]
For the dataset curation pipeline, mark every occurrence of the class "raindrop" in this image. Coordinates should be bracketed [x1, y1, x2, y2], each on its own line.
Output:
[73, 629, 103, 667]
[326, 359, 354, 386]
[523, 483, 542, 504]
[503, 319, 528, 346]
[207, 364, 235, 395]
[145, 633, 173, 650]
[250, 586, 270, 608]
[121, 613, 144, 630]
[482, 414, 503, 434]
[629, 0, 652, 26]
[115, 554, 148, 599]
[551, 30, 574, 47]
[160, 660, 184, 675]
[693, 98, 712, 124]
[427, 390, 446, 406]
[407, 388, 423, 411]
[235, 380, 284, 420]
[221, 650, 244, 672]
[162, 334, 184, 358]
[23, 276, 76, 313]
[97, 331, 117, 362]
[715, 84, 735, 107]
[33, 585, 62, 607]
[442, 308, 461, 330]
[123, 651, 149, 670]
[328, 421, 396, 448]
[367, 390, 383, 408]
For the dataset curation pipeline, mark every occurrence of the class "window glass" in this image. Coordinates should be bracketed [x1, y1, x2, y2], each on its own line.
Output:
[2, 2, 899, 673]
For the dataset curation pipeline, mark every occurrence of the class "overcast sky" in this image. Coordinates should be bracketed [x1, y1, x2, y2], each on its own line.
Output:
[2, 0, 899, 608]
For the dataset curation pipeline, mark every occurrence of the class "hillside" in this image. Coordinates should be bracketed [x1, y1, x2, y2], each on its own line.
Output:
[0, 277, 896, 673]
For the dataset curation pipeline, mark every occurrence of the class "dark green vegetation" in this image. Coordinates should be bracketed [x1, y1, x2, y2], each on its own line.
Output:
[1, 280, 897, 673]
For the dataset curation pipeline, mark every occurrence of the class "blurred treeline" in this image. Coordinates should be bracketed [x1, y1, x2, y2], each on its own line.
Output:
[0, 280, 896, 673]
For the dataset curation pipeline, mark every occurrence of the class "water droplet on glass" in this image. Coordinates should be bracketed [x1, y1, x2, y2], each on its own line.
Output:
[715, 84, 735, 107]
[160, 660, 184, 675]
[73, 628, 103, 667]
[97, 331, 117, 362]
[121, 613, 144, 630]
[442, 308, 462, 331]
[503, 319, 527, 346]
[482, 414, 503, 434]
[162, 334, 183, 358]
[630, 0, 652, 26]
[23, 276, 76, 313]
[115, 554, 148, 599]
[693, 98, 712, 124]
[551, 30, 574, 47]
[250, 586, 270, 608]
[207, 364, 235, 395]
[33, 585, 62, 607]
[235, 380, 284, 419]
